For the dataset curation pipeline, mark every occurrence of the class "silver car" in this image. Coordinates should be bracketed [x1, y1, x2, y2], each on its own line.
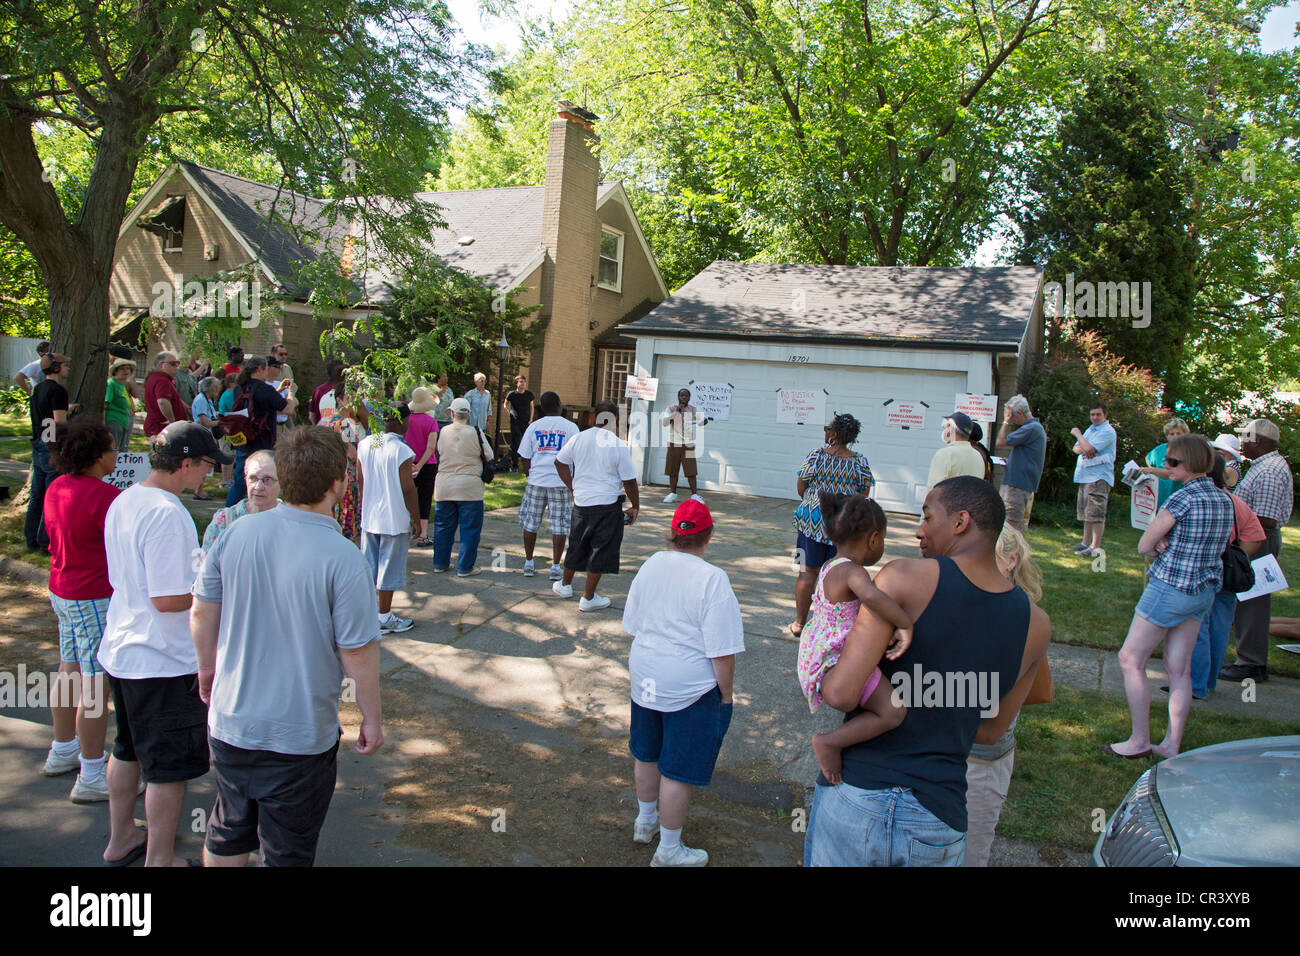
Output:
[1094, 735, 1300, 866]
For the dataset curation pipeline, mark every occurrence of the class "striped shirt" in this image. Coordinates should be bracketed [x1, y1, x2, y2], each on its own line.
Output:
[793, 449, 874, 542]
[1236, 451, 1293, 526]
[1150, 477, 1233, 594]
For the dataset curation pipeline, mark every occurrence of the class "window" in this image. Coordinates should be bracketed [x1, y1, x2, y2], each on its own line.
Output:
[599, 349, 635, 403]
[597, 226, 624, 292]
[138, 195, 186, 253]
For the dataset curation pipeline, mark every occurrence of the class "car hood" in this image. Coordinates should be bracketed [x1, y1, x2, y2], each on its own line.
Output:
[1156, 735, 1300, 866]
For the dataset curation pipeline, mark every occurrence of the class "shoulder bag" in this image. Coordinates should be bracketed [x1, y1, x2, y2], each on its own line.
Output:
[1220, 494, 1255, 593]
[475, 426, 494, 484]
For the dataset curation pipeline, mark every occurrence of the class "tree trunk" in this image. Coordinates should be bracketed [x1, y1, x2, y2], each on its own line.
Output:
[49, 274, 112, 421]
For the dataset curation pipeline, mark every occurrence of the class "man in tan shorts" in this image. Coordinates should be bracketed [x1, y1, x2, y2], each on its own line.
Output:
[662, 388, 703, 504]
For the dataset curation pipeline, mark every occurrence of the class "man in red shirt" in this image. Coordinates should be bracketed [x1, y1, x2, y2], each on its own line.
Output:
[144, 352, 188, 437]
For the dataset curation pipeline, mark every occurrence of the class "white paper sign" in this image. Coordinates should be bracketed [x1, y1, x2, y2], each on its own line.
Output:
[883, 402, 927, 429]
[624, 375, 659, 401]
[954, 393, 998, 421]
[1236, 552, 1288, 603]
[1130, 476, 1158, 530]
[103, 452, 151, 491]
[1120, 460, 1146, 488]
[776, 388, 825, 425]
[689, 382, 732, 421]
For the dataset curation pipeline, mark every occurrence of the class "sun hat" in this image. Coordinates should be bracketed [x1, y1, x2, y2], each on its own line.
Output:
[108, 357, 136, 375]
[408, 386, 438, 414]
[671, 499, 713, 535]
[1210, 433, 1242, 460]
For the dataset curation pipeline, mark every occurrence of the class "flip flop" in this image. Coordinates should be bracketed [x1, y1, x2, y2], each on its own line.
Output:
[789, 622, 803, 638]
[103, 830, 147, 867]
[1099, 743, 1152, 759]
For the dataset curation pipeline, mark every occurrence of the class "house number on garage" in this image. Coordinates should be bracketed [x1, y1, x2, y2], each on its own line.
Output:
[788, 355, 811, 363]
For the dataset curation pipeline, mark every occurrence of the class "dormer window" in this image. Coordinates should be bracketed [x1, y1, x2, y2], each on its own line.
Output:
[139, 195, 186, 253]
[597, 225, 624, 292]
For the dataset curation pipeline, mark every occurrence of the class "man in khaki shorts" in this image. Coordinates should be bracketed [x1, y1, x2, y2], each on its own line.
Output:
[1069, 403, 1116, 558]
[662, 388, 703, 504]
[996, 395, 1046, 533]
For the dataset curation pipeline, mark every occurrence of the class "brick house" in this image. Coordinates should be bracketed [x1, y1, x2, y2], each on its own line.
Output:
[108, 103, 668, 412]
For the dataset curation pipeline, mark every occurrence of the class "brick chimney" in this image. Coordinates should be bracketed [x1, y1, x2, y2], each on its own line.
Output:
[538, 101, 600, 408]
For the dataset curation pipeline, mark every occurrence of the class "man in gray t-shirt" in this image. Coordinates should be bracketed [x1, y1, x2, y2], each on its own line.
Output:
[191, 427, 383, 867]
[996, 395, 1047, 532]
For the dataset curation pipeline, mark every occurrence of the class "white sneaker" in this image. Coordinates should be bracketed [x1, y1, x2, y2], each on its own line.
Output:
[549, 564, 563, 581]
[457, 567, 482, 577]
[379, 613, 414, 634]
[523, 559, 536, 577]
[690, 494, 705, 503]
[633, 814, 659, 844]
[579, 594, 611, 612]
[552, 581, 573, 599]
[651, 842, 709, 867]
[70, 773, 110, 804]
[42, 747, 80, 777]
[662, 493, 678, 504]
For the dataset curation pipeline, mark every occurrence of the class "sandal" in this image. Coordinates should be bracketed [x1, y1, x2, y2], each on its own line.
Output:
[789, 622, 804, 638]
[413, 536, 433, 547]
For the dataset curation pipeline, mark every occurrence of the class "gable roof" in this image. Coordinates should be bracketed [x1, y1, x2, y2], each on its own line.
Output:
[621, 262, 1042, 349]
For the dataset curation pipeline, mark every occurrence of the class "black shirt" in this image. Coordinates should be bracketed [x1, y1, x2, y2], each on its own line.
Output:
[244, 380, 288, 452]
[506, 390, 535, 425]
[30, 379, 69, 445]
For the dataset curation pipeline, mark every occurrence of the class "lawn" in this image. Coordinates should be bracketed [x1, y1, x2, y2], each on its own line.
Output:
[1024, 496, 1300, 680]
[0, 410, 149, 463]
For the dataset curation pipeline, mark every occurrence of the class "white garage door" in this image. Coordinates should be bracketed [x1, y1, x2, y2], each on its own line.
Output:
[648, 356, 971, 513]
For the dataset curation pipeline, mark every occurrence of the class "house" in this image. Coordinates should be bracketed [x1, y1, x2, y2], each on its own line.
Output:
[107, 103, 668, 411]
[619, 262, 1046, 514]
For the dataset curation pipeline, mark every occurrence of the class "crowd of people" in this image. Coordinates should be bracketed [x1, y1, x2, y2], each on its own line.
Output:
[18, 335, 1295, 867]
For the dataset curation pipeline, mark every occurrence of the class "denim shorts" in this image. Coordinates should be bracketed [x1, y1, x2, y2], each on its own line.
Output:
[1135, 575, 1215, 629]
[795, 532, 837, 571]
[629, 686, 732, 787]
[362, 532, 409, 591]
[803, 782, 966, 867]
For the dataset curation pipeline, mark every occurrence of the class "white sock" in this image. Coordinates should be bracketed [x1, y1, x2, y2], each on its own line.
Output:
[636, 799, 658, 823]
[659, 825, 682, 851]
[80, 754, 107, 779]
[52, 737, 79, 757]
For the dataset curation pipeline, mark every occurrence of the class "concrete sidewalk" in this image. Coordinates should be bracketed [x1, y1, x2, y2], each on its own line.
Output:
[3, 488, 1297, 867]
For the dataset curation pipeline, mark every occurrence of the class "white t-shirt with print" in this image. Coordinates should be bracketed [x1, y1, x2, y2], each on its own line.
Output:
[553, 425, 637, 507]
[518, 415, 580, 489]
[358, 431, 415, 535]
[623, 550, 745, 712]
[97, 484, 201, 679]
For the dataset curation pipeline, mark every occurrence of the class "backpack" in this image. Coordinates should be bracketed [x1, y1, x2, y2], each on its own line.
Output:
[216, 384, 270, 448]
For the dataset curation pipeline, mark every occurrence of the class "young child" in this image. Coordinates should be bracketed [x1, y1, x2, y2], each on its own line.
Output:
[797, 492, 913, 783]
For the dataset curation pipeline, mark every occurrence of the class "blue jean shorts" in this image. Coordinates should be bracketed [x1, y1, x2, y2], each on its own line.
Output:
[1135, 575, 1215, 629]
[629, 686, 732, 787]
[362, 532, 409, 591]
[795, 532, 837, 571]
[803, 783, 966, 867]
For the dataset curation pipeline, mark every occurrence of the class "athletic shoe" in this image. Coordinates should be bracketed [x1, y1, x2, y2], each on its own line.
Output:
[42, 747, 80, 777]
[1082, 548, 1102, 558]
[633, 814, 659, 844]
[457, 567, 482, 577]
[690, 494, 705, 503]
[662, 493, 678, 504]
[523, 560, 536, 577]
[651, 842, 709, 867]
[379, 613, 414, 634]
[70, 773, 110, 804]
[552, 582, 573, 599]
[432, 566, 450, 573]
[549, 564, 563, 581]
[1068, 542, 1090, 553]
[579, 594, 612, 612]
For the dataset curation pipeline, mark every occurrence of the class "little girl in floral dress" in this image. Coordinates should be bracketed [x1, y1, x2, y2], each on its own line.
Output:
[797, 492, 913, 783]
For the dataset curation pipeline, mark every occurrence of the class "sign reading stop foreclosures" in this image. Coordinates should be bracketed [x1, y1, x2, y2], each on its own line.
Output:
[883, 402, 927, 430]
[954, 393, 999, 421]
[624, 374, 659, 401]
[103, 452, 150, 490]
[1130, 477, 1158, 530]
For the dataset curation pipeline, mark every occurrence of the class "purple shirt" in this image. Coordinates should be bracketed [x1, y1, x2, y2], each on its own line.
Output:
[405, 413, 439, 466]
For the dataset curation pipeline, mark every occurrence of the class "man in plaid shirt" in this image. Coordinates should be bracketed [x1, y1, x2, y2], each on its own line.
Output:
[1221, 419, 1293, 682]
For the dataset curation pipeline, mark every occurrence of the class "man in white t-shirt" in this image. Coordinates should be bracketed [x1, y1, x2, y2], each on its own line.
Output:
[517, 391, 580, 580]
[98, 421, 232, 867]
[357, 402, 420, 634]
[13, 340, 51, 394]
[552, 400, 640, 611]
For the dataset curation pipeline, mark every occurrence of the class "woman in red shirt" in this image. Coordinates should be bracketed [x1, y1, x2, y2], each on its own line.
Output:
[41, 419, 121, 805]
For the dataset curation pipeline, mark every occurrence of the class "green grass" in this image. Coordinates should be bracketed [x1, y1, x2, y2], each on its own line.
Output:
[483, 470, 526, 511]
[1024, 496, 1300, 680]
[0, 411, 149, 463]
[1000, 684, 1300, 852]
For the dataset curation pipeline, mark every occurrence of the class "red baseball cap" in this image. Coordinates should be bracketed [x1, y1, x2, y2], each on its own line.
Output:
[671, 499, 713, 535]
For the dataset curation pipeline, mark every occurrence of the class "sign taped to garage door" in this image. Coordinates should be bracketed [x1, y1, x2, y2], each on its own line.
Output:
[687, 381, 732, 421]
[954, 393, 999, 421]
[883, 401, 927, 429]
[624, 375, 659, 401]
[776, 387, 825, 424]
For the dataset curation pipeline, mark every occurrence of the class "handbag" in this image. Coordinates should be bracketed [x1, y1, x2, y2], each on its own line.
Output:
[216, 385, 269, 448]
[1023, 656, 1054, 706]
[474, 426, 494, 484]
[1220, 494, 1255, 593]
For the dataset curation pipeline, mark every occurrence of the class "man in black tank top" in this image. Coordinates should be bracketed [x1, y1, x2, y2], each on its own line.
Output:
[804, 476, 1051, 866]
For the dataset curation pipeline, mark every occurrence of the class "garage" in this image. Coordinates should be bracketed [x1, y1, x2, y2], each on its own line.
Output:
[620, 262, 1045, 514]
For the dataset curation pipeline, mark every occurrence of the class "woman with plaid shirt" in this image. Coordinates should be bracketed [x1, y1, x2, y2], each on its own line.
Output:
[1105, 435, 1233, 761]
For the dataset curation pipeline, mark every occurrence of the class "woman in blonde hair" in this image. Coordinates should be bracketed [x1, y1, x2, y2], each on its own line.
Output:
[964, 524, 1044, 867]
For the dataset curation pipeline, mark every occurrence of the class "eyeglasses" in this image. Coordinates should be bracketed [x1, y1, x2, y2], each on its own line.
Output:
[164, 360, 180, 366]
[247, 475, 278, 487]
[1165, 457, 1182, 468]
